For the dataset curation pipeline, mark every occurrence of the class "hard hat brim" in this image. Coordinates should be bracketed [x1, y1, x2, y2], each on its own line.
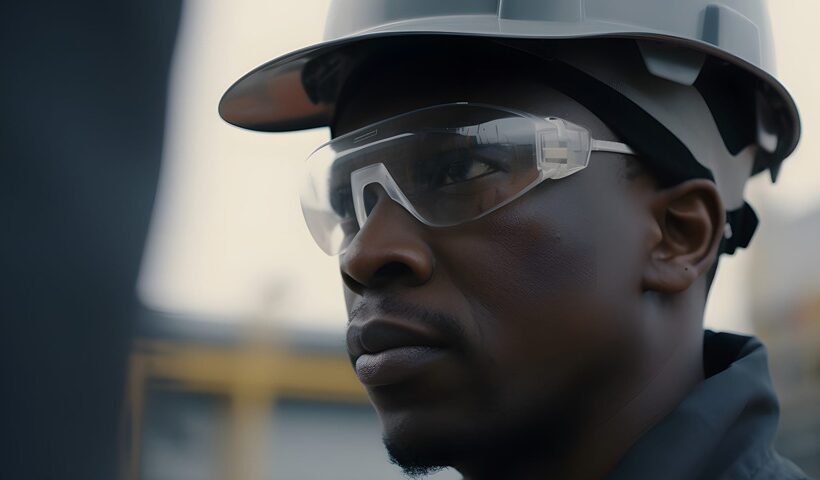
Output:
[218, 20, 800, 160]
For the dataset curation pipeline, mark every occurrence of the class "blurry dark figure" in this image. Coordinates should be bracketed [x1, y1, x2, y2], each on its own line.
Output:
[1, 2, 181, 479]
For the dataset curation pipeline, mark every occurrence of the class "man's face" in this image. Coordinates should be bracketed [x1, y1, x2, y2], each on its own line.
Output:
[333, 53, 656, 471]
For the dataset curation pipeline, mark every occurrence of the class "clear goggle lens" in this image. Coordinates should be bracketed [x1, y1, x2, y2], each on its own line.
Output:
[300, 103, 633, 255]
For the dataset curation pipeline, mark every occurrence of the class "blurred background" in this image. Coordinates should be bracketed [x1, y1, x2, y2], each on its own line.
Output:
[4, 1, 819, 479]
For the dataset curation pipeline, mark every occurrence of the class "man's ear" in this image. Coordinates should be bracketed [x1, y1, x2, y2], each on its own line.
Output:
[642, 179, 725, 293]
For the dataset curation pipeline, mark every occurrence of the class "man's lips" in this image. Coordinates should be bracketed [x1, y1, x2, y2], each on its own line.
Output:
[355, 346, 447, 386]
[347, 319, 450, 386]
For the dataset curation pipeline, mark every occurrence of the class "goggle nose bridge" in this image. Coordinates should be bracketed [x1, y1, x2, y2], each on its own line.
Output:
[349, 163, 428, 229]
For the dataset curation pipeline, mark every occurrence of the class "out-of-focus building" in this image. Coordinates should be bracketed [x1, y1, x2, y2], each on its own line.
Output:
[750, 206, 820, 476]
[122, 313, 460, 480]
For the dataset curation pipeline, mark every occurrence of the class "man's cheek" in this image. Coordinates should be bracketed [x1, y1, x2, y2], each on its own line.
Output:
[477, 210, 596, 310]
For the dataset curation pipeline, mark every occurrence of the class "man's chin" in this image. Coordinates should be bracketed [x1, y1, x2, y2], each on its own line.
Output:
[383, 432, 454, 478]
[378, 407, 507, 478]
[378, 409, 469, 476]
[377, 402, 573, 477]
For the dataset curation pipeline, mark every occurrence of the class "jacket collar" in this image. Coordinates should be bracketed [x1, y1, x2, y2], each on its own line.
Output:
[606, 331, 806, 480]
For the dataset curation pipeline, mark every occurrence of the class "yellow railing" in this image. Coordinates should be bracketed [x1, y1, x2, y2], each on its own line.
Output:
[121, 337, 367, 480]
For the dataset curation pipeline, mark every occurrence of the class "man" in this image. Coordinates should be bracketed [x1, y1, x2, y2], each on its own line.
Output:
[220, 1, 809, 478]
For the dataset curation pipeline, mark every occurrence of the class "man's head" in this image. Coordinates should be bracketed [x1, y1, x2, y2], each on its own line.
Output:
[334, 40, 725, 476]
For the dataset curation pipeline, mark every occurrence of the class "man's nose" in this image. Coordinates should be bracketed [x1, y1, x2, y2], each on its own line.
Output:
[340, 184, 434, 294]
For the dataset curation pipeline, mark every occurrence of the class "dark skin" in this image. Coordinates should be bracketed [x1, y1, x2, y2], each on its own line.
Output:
[334, 53, 725, 480]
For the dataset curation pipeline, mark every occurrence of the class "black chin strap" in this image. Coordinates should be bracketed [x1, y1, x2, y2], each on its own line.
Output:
[722, 203, 759, 255]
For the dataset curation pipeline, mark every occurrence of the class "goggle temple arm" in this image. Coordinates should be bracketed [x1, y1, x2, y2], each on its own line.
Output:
[591, 139, 637, 156]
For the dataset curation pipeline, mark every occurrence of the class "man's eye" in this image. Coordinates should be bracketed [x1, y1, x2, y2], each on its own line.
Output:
[440, 158, 499, 186]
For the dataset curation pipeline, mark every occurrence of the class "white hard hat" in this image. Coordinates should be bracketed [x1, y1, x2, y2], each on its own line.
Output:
[219, 0, 801, 253]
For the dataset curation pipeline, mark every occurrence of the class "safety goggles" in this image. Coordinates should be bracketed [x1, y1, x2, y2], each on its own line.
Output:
[300, 103, 636, 255]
